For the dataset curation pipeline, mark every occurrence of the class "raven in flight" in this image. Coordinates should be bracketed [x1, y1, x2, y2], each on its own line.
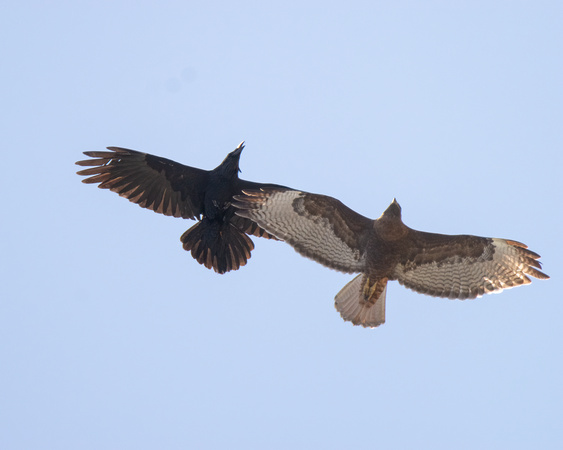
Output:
[76, 142, 286, 273]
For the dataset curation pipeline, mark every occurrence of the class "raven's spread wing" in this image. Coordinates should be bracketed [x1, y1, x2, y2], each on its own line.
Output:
[76, 147, 208, 219]
[234, 188, 372, 273]
[392, 231, 549, 299]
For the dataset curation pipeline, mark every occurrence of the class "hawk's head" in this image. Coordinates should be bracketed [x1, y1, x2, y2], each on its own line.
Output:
[382, 198, 401, 218]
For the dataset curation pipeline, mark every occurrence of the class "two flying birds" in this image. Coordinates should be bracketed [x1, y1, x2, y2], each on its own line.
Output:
[76, 143, 548, 327]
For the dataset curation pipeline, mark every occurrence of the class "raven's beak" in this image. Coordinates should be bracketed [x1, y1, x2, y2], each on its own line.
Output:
[233, 141, 245, 156]
[234, 141, 244, 173]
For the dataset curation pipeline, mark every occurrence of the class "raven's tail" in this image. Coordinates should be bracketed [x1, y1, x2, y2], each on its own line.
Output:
[180, 219, 254, 274]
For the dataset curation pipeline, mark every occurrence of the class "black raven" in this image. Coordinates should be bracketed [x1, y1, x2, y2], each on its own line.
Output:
[76, 142, 286, 273]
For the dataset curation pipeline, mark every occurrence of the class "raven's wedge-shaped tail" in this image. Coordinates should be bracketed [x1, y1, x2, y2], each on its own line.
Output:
[180, 218, 254, 274]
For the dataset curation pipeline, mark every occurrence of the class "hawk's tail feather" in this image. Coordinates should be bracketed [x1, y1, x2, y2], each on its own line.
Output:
[180, 219, 254, 274]
[334, 275, 387, 328]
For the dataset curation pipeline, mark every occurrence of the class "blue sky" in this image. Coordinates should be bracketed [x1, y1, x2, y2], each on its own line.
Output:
[1, 1, 562, 449]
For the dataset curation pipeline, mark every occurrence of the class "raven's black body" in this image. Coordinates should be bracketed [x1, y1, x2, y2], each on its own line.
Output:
[76, 142, 286, 273]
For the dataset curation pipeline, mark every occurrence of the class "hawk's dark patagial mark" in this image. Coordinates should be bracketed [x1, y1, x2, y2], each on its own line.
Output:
[234, 189, 549, 327]
[76, 142, 287, 274]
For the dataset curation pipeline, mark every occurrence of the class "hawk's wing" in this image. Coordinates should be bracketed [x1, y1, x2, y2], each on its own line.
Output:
[392, 231, 549, 299]
[233, 188, 373, 273]
[230, 179, 292, 241]
[76, 147, 208, 219]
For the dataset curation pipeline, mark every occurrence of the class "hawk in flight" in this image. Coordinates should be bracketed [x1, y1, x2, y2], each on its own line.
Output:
[234, 188, 549, 327]
[76, 142, 287, 274]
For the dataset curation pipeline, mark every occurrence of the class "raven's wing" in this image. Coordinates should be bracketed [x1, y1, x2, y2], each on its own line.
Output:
[233, 188, 372, 273]
[392, 231, 549, 299]
[76, 147, 208, 219]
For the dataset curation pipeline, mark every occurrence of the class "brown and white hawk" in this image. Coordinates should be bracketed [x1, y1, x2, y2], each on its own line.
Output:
[233, 188, 549, 328]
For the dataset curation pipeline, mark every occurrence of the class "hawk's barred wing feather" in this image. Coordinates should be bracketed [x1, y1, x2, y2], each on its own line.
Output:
[234, 189, 372, 273]
[231, 179, 295, 242]
[393, 233, 549, 299]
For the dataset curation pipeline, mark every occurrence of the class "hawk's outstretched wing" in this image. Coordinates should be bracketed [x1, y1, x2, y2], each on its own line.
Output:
[393, 232, 549, 299]
[76, 147, 207, 219]
[234, 188, 372, 273]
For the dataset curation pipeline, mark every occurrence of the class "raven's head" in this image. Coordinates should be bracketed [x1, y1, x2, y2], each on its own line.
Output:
[216, 141, 244, 177]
